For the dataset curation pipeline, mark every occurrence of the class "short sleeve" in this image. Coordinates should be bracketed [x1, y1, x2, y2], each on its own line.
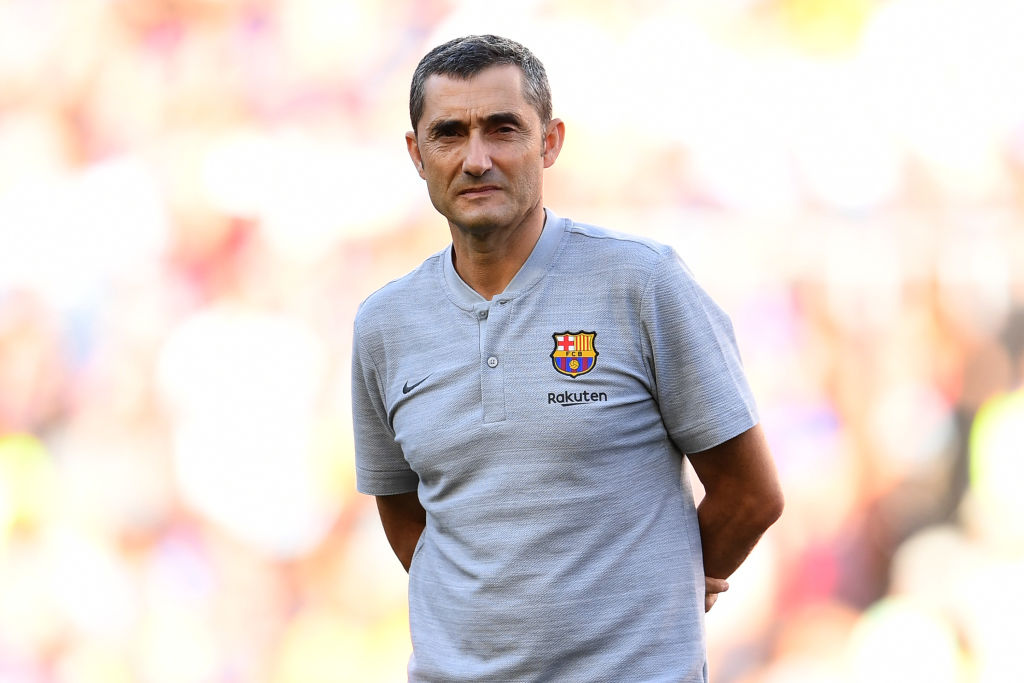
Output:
[351, 323, 419, 495]
[640, 251, 758, 454]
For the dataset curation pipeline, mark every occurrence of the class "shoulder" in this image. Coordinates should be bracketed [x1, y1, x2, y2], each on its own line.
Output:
[552, 214, 720, 323]
[354, 249, 446, 335]
[563, 218, 675, 260]
[556, 215, 687, 287]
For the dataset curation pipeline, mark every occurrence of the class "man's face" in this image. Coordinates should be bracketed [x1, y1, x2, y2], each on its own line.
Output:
[407, 65, 562, 236]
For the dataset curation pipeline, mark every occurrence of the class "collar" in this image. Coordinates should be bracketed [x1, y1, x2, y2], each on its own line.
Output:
[442, 207, 566, 309]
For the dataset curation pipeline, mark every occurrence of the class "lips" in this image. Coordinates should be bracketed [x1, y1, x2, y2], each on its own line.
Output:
[458, 185, 500, 196]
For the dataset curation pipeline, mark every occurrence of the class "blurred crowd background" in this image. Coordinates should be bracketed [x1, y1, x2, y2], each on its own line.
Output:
[1, 0, 1023, 681]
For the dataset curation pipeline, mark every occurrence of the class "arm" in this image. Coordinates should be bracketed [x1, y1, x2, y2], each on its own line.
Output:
[687, 424, 784, 610]
[352, 323, 424, 571]
[375, 491, 426, 572]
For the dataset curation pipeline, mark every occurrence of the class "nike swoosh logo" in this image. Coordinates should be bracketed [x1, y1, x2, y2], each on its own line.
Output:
[402, 375, 430, 394]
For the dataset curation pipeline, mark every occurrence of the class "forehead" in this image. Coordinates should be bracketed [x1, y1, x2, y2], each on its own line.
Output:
[419, 64, 536, 128]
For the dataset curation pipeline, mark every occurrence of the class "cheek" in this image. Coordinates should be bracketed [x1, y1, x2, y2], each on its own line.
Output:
[420, 164, 451, 196]
[424, 176, 448, 209]
[511, 161, 543, 192]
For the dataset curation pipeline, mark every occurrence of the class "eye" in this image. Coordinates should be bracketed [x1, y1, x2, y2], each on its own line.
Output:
[429, 123, 464, 140]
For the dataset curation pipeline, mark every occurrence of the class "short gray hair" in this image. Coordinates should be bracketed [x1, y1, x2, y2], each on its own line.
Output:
[409, 35, 552, 133]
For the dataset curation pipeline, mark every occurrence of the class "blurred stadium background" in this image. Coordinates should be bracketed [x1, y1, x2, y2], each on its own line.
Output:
[1, 0, 1023, 681]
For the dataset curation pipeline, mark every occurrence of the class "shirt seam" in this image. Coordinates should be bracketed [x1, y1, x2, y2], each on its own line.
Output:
[353, 320, 396, 434]
[565, 222, 669, 257]
[638, 252, 672, 392]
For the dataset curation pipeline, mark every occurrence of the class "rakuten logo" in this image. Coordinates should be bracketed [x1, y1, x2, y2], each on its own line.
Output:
[547, 390, 608, 406]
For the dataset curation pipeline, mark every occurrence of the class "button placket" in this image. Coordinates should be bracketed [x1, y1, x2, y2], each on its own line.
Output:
[477, 302, 506, 423]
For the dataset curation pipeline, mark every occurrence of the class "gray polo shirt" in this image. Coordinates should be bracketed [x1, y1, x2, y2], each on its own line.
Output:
[352, 209, 758, 682]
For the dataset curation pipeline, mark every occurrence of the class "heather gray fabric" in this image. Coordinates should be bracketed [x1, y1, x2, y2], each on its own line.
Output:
[352, 209, 758, 682]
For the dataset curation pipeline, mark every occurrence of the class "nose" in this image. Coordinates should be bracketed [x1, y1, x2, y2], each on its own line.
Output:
[462, 131, 492, 177]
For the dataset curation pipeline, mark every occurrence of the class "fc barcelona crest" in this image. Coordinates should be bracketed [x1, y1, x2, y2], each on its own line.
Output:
[551, 331, 598, 378]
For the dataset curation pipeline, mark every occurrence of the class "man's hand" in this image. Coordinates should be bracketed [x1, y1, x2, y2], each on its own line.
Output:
[704, 576, 729, 612]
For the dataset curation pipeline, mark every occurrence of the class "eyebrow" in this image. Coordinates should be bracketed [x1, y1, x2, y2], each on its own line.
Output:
[425, 111, 527, 138]
[483, 112, 526, 129]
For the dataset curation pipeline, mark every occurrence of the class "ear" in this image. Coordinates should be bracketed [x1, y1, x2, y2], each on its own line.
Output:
[541, 118, 565, 169]
[406, 131, 426, 179]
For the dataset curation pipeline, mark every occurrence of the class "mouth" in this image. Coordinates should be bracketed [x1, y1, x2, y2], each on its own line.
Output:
[458, 185, 501, 197]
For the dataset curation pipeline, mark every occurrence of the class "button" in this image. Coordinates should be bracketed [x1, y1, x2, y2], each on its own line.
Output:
[486, 356, 498, 368]
[478, 310, 488, 319]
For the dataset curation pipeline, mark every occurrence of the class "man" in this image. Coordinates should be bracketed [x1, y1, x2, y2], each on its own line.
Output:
[352, 34, 783, 682]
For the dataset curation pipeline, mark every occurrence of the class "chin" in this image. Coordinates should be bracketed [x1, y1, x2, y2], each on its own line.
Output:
[449, 207, 512, 234]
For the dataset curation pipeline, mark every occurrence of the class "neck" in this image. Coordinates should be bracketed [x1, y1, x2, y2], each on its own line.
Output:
[449, 204, 546, 300]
